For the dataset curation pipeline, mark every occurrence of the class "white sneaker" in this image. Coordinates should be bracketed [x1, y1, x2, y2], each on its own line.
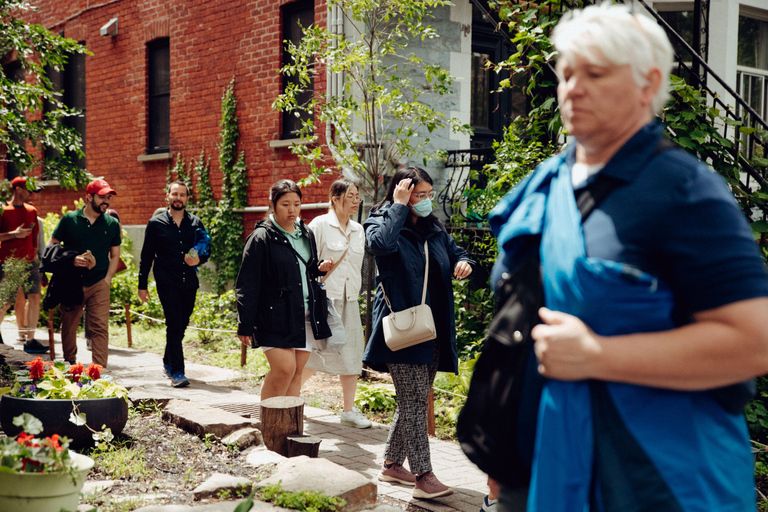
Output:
[340, 408, 372, 429]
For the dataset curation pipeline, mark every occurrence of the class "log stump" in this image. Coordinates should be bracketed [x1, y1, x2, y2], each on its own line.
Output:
[260, 396, 304, 456]
[286, 434, 321, 458]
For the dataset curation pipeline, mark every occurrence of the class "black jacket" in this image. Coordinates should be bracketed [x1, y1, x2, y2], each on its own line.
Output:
[41, 243, 83, 310]
[235, 219, 330, 348]
[138, 210, 208, 290]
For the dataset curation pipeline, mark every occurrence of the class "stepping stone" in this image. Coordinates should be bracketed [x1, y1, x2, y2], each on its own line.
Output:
[257, 456, 376, 512]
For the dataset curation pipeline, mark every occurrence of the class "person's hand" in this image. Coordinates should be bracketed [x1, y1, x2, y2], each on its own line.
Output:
[138, 289, 149, 304]
[531, 307, 603, 381]
[318, 258, 333, 272]
[393, 178, 413, 205]
[73, 255, 90, 268]
[453, 261, 472, 279]
[184, 253, 200, 266]
[237, 334, 252, 347]
[10, 225, 32, 239]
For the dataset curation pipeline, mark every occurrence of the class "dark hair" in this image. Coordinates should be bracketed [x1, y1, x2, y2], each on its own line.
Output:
[269, 179, 302, 209]
[378, 166, 433, 208]
[167, 180, 190, 195]
[376, 166, 440, 230]
[328, 178, 358, 211]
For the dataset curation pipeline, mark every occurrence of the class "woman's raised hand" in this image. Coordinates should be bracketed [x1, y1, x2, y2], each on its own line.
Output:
[393, 178, 413, 205]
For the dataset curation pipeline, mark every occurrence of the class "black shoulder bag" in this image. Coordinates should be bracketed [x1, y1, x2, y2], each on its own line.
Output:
[456, 174, 624, 489]
[457, 138, 677, 489]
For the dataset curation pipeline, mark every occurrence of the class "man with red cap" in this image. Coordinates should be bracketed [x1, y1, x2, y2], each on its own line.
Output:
[49, 179, 122, 366]
[0, 177, 42, 351]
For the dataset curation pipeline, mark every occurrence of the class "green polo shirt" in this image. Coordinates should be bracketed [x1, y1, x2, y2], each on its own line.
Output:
[271, 214, 310, 309]
[51, 208, 122, 287]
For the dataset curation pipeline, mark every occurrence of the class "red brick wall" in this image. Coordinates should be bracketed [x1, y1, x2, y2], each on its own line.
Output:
[17, 0, 336, 227]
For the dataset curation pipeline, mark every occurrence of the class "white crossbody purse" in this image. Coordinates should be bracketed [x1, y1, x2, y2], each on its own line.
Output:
[380, 241, 437, 351]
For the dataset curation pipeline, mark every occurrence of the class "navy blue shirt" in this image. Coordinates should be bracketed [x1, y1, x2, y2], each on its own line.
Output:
[492, 122, 768, 322]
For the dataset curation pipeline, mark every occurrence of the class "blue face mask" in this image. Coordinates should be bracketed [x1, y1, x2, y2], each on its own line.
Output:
[411, 198, 433, 217]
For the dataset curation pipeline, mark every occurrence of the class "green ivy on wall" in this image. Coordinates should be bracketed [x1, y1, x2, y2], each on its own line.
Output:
[167, 77, 249, 294]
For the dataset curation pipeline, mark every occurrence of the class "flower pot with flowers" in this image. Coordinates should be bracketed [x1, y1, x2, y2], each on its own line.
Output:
[0, 358, 129, 449]
[0, 413, 94, 512]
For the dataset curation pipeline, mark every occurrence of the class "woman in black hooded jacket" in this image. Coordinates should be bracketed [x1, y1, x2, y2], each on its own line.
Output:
[236, 180, 332, 400]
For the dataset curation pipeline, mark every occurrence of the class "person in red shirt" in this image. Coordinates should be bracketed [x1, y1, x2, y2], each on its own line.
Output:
[0, 177, 44, 353]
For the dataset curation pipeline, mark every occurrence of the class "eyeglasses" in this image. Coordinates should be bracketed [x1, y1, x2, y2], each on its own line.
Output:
[411, 191, 435, 201]
[345, 194, 360, 202]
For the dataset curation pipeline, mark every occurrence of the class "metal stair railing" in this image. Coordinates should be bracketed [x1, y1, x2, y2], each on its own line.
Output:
[452, 0, 767, 222]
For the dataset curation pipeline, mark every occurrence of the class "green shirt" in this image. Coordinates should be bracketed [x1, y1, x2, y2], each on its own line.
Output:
[271, 214, 310, 309]
[51, 208, 122, 287]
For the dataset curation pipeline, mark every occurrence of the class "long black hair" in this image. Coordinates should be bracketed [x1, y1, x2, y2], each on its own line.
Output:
[376, 166, 442, 231]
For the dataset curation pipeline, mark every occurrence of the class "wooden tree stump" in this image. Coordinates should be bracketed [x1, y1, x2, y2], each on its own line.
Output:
[286, 435, 321, 458]
[260, 396, 304, 456]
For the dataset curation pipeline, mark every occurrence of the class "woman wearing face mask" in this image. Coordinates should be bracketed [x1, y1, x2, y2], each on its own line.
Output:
[364, 166, 473, 500]
[235, 179, 333, 400]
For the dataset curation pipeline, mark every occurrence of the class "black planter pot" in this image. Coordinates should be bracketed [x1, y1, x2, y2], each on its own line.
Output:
[0, 396, 129, 449]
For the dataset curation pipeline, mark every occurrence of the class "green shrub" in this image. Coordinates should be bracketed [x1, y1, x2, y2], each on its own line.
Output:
[355, 383, 396, 413]
[189, 289, 237, 343]
[747, 377, 768, 445]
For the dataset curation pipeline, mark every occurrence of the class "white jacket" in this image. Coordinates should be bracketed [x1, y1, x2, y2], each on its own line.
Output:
[308, 211, 364, 302]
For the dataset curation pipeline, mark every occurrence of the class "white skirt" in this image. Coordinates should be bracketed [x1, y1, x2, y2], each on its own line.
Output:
[305, 297, 364, 375]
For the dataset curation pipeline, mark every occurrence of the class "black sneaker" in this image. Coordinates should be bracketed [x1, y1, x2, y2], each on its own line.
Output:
[23, 339, 49, 354]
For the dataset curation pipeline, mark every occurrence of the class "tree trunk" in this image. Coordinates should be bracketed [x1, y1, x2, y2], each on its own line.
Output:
[286, 434, 321, 458]
[259, 396, 304, 456]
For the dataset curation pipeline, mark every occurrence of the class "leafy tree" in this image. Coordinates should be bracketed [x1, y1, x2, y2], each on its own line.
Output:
[273, 0, 471, 202]
[0, 0, 90, 191]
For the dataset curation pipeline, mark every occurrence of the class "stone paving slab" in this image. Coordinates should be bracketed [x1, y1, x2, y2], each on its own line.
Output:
[0, 317, 491, 511]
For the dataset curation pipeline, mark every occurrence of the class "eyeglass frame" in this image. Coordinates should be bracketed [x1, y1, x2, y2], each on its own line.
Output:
[411, 191, 435, 201]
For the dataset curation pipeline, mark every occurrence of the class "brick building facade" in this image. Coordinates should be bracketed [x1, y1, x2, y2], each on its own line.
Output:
[12, 0, 334, 229]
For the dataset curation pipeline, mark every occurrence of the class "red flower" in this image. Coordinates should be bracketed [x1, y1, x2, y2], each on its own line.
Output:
[42, 434, 63, 452]
[67, 362, 85, 382]
[86, 363, 103, 381]
[24, 357, 47, 380]
[17, 432, 34, 446]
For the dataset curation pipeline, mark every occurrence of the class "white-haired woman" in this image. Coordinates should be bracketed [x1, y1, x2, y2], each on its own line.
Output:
[489, 4, 768, 511]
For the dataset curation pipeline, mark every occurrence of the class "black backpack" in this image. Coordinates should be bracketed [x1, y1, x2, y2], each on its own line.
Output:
[456, 173, 626, 489]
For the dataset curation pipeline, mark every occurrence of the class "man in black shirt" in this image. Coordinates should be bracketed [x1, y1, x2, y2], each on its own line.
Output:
[138, 181, 208, 387]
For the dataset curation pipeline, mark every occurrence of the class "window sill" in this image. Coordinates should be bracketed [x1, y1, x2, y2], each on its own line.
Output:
[268, 138, 312, 148]
[137, 152, 173, 162]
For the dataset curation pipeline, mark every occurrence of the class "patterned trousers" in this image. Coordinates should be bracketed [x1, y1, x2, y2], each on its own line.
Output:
[385, 344, 439, 475]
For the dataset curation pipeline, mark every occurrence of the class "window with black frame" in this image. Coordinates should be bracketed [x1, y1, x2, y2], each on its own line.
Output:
[147, 38, 170, 153]
[44, 49, 86, 173]
[3, 60, 25, 180]
[281, 0, 314, 139]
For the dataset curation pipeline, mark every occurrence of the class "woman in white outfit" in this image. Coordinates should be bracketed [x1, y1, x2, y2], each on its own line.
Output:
[302, 178, 371, 429]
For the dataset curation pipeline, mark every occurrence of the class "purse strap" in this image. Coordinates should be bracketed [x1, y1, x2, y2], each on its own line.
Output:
[380, 241, 429, 313]
[320, 248, 348, 283]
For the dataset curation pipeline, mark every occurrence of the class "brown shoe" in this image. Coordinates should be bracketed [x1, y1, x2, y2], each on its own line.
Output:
[412, 471, 453, 499]
[378, 462, 416, 486]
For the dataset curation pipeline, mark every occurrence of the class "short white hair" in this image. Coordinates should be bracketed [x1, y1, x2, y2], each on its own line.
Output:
[552, 3, 674, 113]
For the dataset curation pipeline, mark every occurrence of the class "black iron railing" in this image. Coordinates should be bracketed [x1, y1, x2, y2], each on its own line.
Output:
[451, 0, 767, 223]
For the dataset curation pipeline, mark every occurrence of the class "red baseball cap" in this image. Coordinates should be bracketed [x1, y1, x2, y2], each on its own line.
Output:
[11, 176, 42, 192]
[85, 179, 117, 196]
